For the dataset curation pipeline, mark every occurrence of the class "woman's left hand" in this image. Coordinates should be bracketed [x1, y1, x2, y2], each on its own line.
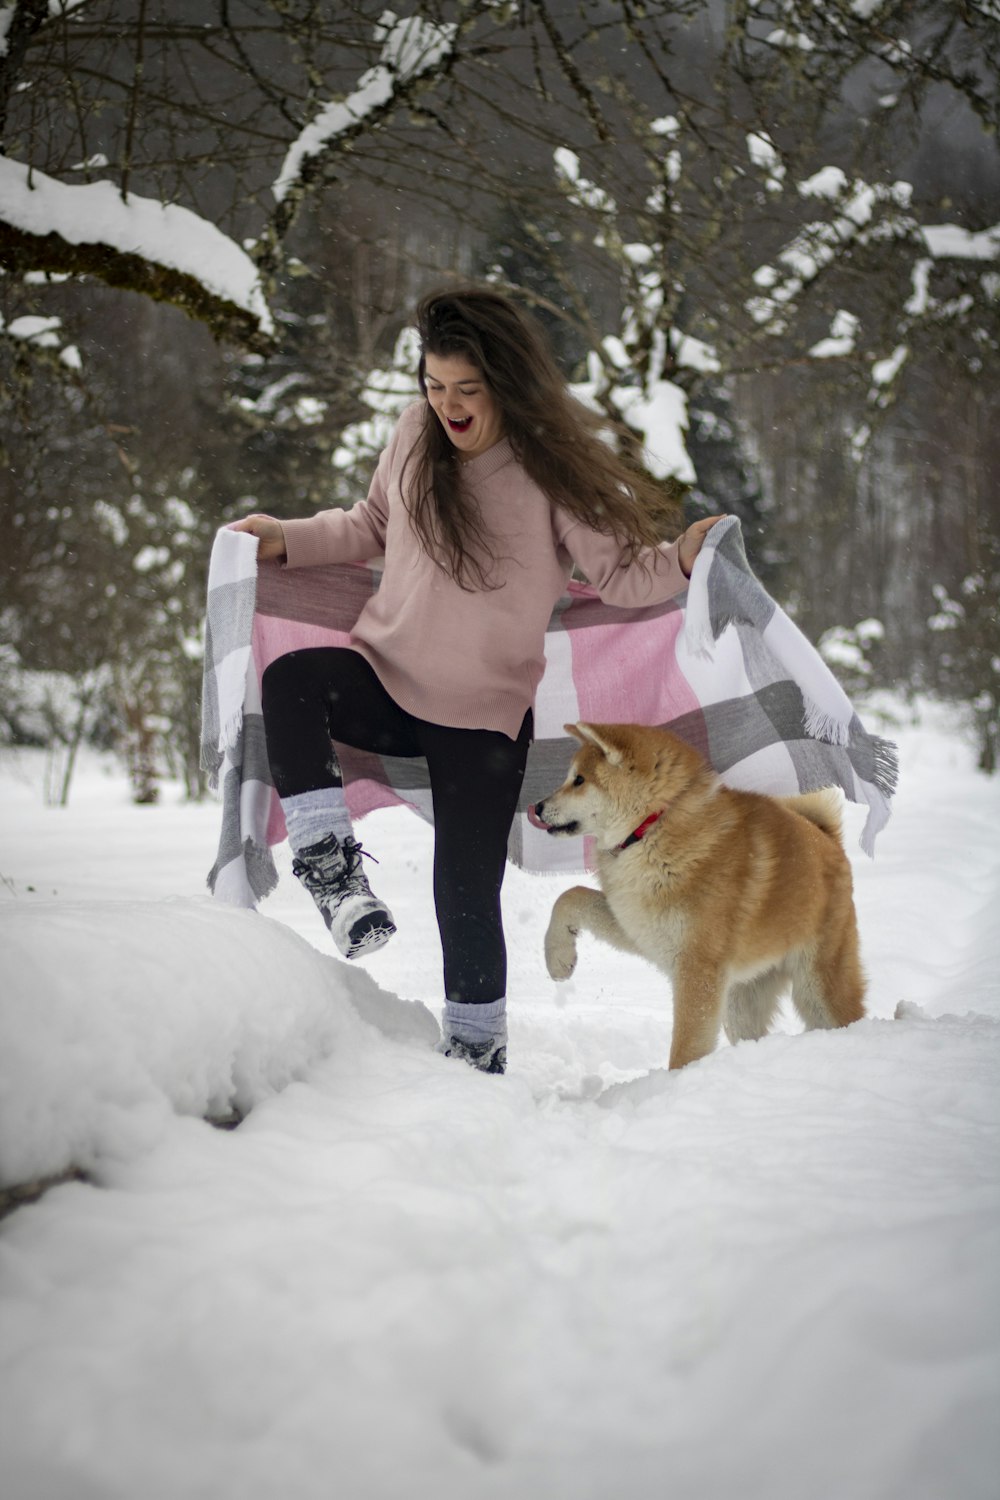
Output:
[679, 515, 726, 578]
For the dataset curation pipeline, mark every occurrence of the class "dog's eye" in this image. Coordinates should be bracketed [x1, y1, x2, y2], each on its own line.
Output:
[572, 774, 585, 787]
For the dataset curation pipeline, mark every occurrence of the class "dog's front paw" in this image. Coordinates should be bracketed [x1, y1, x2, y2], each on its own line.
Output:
[545, 919, 578, 981]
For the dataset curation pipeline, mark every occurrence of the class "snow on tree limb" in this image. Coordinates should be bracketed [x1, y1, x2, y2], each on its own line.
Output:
[0, 308, 80, 369]
[746, 172, 917, 333]
[0, 156, 275, 350]
[271, 12, 458, 205]
[919, 223, 1000, 263]
[258, 9, 460, 276]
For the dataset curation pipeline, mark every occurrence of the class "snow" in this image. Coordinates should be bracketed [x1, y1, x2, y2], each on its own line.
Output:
[272, 11, 458, 204]
[906, 259, 933, 316]
[70, 152, 110, 172]
[747, 131, 785, 193]
[571, 350, 695, 483]
[0, 310, 81, 370]
[905, 225, 1000, 318]
[872, 343, 909, 387]
[0, 155, 273, 337]
[920, 224, 1000, 262]
[798, 166, 848, 201]
[331, 327, 422, 474]
[672, 328, 721, 375]
[1, 699, 999, 1500]
[554, 147, 615, 216]
[765, 28, 816, 52]
[809, 308, 860, 359]
[0, 312, 61, 348]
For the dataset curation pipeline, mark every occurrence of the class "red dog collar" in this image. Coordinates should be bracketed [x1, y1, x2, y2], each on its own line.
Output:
[616, 809, 664, 851]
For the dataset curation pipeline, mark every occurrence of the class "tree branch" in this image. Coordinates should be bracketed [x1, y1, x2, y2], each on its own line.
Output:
[0, 219, 275, 351]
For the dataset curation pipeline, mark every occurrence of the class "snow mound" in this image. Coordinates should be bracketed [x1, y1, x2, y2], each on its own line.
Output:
[0, 897, 437, 1188]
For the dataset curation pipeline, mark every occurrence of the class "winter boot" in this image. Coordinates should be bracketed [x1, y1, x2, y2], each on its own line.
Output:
[435, 1034, 507, 1075]
[291, 832, 396, 959]
[435, 996, 507, 1075]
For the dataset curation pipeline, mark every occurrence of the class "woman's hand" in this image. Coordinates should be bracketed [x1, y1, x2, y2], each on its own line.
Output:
[678, 515, 726, 578]
[230, 513, 287, 562]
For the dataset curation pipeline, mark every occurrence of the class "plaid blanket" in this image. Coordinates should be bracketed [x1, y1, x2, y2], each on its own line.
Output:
[201, 516, 897, 906]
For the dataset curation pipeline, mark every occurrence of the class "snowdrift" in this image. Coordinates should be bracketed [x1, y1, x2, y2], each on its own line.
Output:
[0, 897, 437, 1189]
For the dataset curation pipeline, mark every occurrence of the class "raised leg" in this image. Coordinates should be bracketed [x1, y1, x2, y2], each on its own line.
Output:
[260, 648, 416, 958]
[544, 886, 639, 981]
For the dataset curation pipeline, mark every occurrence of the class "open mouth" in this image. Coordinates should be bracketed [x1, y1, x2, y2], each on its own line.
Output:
[447, 416, 473, 433]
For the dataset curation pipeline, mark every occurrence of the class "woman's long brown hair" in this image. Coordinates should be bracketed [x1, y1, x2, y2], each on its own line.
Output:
[404, 285, 680, 590]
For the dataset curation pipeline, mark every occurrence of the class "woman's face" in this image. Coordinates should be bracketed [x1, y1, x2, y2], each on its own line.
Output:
[423, 352, 504, 461]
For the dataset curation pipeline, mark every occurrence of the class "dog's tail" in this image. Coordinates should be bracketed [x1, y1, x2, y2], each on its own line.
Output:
[780, 788, 844, 842]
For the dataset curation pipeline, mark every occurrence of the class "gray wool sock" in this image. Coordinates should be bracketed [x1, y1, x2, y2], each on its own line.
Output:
[282, 787, 354, 855]
[442, 996, 507, 1047]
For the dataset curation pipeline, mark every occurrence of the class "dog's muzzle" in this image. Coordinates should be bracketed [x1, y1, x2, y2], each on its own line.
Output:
[528, 800, 578, 836]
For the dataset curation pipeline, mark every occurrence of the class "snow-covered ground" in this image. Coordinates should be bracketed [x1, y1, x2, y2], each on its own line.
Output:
[1, 698, 998, 1500]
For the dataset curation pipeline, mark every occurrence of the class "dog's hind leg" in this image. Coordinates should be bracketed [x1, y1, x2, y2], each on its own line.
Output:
[723, 968, 787, 1045]
[790, 933, 866, 1032]
[544, 886, 639, 981]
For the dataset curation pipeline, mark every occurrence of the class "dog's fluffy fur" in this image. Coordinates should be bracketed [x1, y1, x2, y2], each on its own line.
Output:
[534, 722, 865, 1070]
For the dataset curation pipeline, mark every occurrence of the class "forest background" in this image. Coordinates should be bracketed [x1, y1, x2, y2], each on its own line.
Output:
[1, 0, 998, 806]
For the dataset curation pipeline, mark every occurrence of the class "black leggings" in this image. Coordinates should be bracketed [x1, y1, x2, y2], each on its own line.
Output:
[261, 648, 532, 1005]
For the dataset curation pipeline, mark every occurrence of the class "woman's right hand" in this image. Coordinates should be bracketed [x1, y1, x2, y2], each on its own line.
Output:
[230, 513, 287, 562]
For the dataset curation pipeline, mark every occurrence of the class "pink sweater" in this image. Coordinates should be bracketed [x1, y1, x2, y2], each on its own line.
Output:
[281, 403, 688, 739]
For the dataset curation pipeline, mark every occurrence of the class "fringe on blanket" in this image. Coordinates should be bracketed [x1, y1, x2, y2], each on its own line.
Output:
[869, 732, 901, 801]
[803, 704, 852, 749]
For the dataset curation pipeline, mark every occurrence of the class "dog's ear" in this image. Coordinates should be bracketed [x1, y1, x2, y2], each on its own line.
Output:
[567, 722, 625, 766]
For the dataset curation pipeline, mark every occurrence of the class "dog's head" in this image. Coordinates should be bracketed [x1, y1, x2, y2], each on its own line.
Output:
[529, 722, 707, 852]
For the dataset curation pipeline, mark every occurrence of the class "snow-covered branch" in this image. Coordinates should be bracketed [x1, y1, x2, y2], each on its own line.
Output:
[271, 13, 458, 206]
[746, 168, 916, 333]
[553, 107, 999, 459]
[0, 156, 275, 351]
[258, 10, 462, 276]
[0, 308, 80, 369]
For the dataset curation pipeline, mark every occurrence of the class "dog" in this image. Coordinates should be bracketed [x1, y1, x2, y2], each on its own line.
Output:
[530, 722, 866, 1070]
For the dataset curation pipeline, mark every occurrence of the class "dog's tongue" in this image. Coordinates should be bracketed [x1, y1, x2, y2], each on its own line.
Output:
[526, 803, 549, 830]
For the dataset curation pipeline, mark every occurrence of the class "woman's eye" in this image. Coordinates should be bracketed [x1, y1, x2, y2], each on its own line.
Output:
[573, 774, 585, 787]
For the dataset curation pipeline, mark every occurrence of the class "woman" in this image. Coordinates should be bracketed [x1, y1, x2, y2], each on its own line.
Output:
[232, 285, 721, 1074]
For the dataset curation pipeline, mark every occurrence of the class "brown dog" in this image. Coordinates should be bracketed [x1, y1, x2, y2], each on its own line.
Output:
[532, 723, 866, 1069]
